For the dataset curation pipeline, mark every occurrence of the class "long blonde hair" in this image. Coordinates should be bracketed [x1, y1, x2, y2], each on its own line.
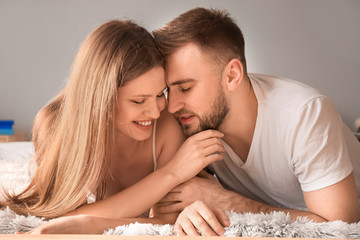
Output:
[1, 20, 163, 219]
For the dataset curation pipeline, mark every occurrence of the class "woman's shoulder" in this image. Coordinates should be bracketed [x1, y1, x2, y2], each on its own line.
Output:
[154, 110, 185, 167]
[156, 109, 184, 140]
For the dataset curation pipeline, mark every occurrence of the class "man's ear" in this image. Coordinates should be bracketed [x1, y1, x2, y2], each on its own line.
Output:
[224, 58, 243, 92]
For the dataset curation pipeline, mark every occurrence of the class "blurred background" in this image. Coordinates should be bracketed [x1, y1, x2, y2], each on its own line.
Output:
[1, 0, 359, 136]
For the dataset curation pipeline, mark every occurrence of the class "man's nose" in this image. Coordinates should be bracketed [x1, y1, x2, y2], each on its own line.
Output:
[167, 91, 183, 114]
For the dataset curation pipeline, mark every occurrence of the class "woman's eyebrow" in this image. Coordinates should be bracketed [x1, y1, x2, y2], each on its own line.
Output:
[131, 87, 167, 98]
[130, 94, 151, 98]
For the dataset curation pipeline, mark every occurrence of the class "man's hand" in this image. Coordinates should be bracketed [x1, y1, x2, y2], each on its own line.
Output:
[156, 171, 230, 214]
[174, 200, 230, 236]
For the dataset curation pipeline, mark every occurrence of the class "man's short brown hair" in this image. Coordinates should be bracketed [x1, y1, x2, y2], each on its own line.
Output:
[153, 7, 247, 74]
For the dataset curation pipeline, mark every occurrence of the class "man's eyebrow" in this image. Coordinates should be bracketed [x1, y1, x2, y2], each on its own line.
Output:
[169, 78, 195, 86]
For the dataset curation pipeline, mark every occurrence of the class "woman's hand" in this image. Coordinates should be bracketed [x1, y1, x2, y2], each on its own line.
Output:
[163, 130, 225, 183]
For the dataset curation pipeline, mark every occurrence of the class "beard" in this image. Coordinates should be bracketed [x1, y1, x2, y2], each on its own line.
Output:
[174, 86, 230, 137]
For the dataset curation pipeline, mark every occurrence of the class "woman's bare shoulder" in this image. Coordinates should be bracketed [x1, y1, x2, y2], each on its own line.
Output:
[155, 110, 185, 167]
[156, 109, 184, 141]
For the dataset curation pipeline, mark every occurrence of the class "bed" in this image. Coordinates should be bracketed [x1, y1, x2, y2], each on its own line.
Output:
[0, 141, 360, 239]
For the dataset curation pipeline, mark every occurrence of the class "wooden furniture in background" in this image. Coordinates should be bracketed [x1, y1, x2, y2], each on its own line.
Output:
[0, 133, 28, 143]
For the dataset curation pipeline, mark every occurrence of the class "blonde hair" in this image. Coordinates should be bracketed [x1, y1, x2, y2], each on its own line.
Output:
[1, 20, 163, 219]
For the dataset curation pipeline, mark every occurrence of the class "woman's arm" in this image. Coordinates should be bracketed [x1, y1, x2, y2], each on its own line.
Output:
[25, 213, 178, 235]
[66, 111, 225, 219]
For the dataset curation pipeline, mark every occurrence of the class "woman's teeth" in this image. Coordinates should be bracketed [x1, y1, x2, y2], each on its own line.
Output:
[135, 121, 152, 126]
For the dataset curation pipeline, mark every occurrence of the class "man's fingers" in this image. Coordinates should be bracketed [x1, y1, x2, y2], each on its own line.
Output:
[215, 209, 230, 227]
[159, 192, 182, 203]
[157, 202, 185, 213]
[173, 223, 186, 236]
[176, 201, 226, 236]
[190, 211, 218, 236]
[176, 218, 200, 236]
[196, 203, 225, 236]
[158, 184, 184, 202]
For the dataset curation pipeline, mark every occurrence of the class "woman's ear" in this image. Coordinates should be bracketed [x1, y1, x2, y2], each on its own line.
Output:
[224, 59, 243, 92]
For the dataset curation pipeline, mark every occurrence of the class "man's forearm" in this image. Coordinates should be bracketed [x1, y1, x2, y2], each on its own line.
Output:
[222, 190, 327, 222]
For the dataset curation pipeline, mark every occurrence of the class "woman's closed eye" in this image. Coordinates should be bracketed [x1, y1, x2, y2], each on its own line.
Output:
[156, 92, 165, 98]
[132, 99, 145, 105]
[157, 87, 168, 99]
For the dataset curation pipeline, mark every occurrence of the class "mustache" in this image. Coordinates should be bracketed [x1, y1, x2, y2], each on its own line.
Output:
[174, 109, 198, 118]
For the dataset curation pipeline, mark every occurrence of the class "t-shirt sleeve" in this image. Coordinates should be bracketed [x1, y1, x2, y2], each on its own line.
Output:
[291, 96, 353, 192]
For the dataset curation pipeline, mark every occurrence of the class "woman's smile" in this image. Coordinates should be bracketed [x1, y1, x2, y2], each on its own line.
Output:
[133, 120, 153, 130]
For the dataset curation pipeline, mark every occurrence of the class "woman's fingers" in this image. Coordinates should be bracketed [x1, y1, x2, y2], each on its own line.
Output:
[187, 132, 225, 164]
[189, 130, 224, 141]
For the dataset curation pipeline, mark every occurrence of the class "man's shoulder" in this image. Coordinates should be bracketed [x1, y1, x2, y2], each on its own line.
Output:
[249, 73, 326, 112]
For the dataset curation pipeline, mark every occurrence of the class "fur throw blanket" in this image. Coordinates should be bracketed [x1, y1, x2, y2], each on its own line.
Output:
[1, 207, 360, 238]
[1, 142, 360, 238]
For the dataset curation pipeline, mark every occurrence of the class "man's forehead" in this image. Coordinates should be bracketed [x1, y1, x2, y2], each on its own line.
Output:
[166, 43, 203, 65]
[164, 62, 194, 86]
[165, 49, 199, 85]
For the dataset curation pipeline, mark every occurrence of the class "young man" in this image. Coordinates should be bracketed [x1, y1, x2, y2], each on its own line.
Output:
[153, 7, 360, 236]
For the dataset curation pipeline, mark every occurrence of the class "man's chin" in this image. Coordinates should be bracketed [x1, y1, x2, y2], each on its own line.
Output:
[182, 125, 202, 137]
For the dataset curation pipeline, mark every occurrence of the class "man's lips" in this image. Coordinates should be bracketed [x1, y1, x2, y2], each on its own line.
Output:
[178, 115, 195, 124]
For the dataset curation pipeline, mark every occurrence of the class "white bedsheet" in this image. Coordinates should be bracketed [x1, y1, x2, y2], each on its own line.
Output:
[0, 141, 35, 197]
[0, 141, 34, 162]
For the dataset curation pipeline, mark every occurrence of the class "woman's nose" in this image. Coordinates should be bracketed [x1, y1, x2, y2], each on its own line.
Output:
[144, 100, 161, 119]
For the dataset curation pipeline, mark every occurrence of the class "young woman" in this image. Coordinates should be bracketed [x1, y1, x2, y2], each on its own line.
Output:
[0, 20, 225, 233]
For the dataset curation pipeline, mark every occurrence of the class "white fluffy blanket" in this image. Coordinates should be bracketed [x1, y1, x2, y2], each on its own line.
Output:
[1, 142, 360, 238]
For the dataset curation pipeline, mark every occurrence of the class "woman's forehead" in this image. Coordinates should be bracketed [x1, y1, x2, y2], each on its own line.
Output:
[118, 67, 165, 96]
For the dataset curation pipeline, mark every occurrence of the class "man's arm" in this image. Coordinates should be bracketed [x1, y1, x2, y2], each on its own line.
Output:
[303, 172, 359, 222]
[158, 172, 359, 236]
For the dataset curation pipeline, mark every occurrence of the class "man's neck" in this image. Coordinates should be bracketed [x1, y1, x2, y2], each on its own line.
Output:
[219, 75, 257, 162]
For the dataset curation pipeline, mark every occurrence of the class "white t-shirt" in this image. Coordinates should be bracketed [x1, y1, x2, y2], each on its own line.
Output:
[208, 74, 360, 211]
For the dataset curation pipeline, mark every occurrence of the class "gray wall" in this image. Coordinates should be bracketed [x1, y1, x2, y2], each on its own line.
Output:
[1, 0, 359, 137]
